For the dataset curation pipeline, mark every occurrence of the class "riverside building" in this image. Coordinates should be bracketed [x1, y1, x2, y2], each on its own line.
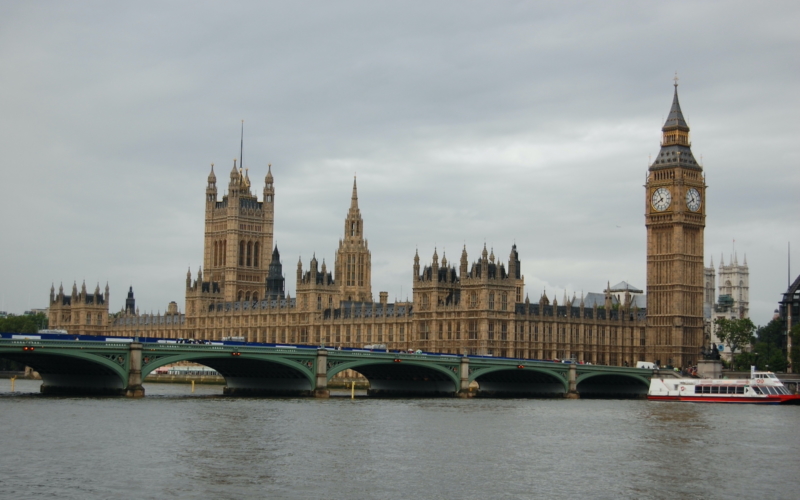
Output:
[48, 85, 707, 368]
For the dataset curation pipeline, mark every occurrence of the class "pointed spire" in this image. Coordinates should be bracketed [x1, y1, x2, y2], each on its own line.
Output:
[265, 163, 274, 184]
[663, 76, 689, 130]
[710, 255, 714, 268]
[350, 176, 359, 209]
[208, 163, 216, 183]
[720, 253, 724, 267]
[743, 253, 747, 266]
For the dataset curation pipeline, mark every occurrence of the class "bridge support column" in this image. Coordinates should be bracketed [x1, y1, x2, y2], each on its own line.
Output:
[125, 343, 145, 398]
[565, 363, 579, 399]
[456, 356, 472, 398]
[314, 349, 330, 398]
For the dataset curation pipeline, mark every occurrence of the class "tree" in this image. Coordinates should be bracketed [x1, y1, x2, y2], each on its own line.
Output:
[714, 317, 756, 369]
[757, 318, 786, 349]
[791, 324, 800, 373]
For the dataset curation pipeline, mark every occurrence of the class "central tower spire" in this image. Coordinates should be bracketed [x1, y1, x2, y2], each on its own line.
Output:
[335, 176, 372, 302]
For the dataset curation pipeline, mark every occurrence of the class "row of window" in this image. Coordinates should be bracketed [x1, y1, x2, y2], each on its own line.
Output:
[211, 240, 263, 268]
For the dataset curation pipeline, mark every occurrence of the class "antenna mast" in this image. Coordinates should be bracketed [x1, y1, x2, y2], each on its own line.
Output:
[239, 119, 244, 170]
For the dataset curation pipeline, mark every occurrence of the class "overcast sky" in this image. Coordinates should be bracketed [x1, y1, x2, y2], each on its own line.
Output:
[1, 1, 797, 326]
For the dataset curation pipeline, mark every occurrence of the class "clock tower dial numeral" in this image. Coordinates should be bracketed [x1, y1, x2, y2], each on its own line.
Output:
[651, 187, 671, 211]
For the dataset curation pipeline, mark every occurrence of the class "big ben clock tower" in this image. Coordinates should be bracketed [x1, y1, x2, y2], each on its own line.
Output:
[645, 80, 706, 368]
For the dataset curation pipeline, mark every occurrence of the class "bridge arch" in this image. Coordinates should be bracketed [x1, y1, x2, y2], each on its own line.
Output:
[328, 359, 460, 396]
[469, 365, 568, 397]
[0, 348, 128, 395]
[575, 372, 650, 398]
[141, 352, 316, 396]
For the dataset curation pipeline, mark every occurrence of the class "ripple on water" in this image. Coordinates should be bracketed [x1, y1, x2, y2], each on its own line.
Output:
[1, 385, 798, 500]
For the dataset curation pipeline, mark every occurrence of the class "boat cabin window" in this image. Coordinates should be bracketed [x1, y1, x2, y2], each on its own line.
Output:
[752, 386, 763, 395]
[768, 374, 777, 379]
[710, 386, 719, 394]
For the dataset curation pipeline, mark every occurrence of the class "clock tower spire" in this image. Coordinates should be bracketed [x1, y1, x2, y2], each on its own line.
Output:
[645, 81, 707, 368]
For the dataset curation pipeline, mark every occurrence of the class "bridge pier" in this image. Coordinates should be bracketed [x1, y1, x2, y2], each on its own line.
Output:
[565, 363, 579, 399]
[125, 342, 145, 398]
[456, 356, 473, 398]
[314, 349, 330, 398]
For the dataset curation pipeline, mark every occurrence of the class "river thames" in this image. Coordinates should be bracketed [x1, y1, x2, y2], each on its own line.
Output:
[1, 380, 797, 499]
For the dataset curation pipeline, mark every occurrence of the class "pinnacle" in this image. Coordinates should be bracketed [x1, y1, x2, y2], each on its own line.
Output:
[350, 176, 359, 209]
[663, 84, 689, 130]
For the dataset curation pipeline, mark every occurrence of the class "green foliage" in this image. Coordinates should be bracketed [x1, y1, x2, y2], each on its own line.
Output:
[751, 341, 788, 372]
[0, 313, 47, 334]
[757, 318, 786, 348]
[0, 313, 47, 371]
[791, 324, 800, 373]
[733, 351, 755, 371]
[714, 317, 756, 357]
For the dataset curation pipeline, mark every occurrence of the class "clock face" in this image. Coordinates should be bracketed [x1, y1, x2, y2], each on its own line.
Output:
[651, 187, 671, 211]
[686, 188, 701, 212]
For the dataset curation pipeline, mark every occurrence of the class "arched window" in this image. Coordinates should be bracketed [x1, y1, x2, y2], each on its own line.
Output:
[247, 242, 252, 267]
[501, 293, 508, 311]
[317, 295, 322, 310]
[237, 291, 243, 302]
[254, 243, 260, 268]
[245, 292, 251, 301]
[252, 293, 258, 302]
[239, 241, 245, 266]
[488, 293, 495, 310]
[222, 240, 226, 265]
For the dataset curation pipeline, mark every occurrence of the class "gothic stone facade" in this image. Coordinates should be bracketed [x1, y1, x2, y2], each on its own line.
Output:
[48, 86, 708, 368]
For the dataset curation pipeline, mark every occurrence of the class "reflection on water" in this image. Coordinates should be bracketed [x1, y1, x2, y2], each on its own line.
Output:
[1, 381, 798, 500]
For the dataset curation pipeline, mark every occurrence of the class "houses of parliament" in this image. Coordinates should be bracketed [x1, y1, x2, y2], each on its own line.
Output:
[48, 85, 707, 368]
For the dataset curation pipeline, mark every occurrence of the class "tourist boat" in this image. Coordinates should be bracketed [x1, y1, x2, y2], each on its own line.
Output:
[648, 368, 800, 404]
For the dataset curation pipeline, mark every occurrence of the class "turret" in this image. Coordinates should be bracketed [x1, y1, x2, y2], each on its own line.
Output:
[206, 164, 217, 205]
[264, 164, 275, 204]
[460, 246, 468, 279]
[125, 286, 136, 315]
[508, 244, 521, 280]
[297, 256, 303, 282]
[413, 249, 420, 281]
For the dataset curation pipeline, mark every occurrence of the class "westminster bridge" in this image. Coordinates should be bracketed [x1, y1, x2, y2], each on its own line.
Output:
[0, 336, 654, 398]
